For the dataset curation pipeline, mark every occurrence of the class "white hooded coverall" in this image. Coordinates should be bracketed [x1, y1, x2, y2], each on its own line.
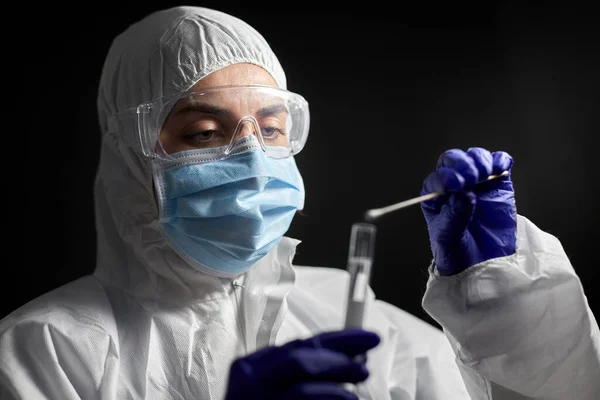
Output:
[1, 6, 598, 400]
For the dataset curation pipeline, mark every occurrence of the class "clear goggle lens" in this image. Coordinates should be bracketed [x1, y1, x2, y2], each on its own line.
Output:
[133, 85, 310, 160]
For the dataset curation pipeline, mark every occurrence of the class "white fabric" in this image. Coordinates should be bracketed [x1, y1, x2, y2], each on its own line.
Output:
[2, 216, 599, 399]
[2, 5, 598, 399]
[422, 215, 600, 400]
[93, 5, 288, 305]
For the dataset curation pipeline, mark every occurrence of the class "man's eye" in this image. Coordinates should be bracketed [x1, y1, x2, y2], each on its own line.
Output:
[183, 130, 221, 147]
[261, 126, 285, 138]
[189, 131, 216, 141]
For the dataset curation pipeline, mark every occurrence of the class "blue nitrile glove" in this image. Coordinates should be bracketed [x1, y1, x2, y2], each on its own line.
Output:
[420, 148, 517, 276]
[225, 329, 380, 400]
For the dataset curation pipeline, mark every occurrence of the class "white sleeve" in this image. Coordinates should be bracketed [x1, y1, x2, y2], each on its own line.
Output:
[0, 316, 118, 400]
[0, 279, 119, 400]
[422, 214, 600, 400]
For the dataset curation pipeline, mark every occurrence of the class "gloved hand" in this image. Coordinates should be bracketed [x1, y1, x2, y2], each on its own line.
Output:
[225, 329, 380, 400]
[420, 147, 517, 276]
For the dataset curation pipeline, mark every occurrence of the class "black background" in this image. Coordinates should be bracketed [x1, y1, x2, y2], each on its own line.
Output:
[7, 3, 598, 328]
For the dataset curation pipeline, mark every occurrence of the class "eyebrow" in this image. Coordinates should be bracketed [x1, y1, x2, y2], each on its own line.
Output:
[174, 102, 288, 118]
[175, 103, 232, 118]
[256, 104, 289, 117]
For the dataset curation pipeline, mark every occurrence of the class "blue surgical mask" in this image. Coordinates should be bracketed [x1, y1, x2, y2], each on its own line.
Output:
[153, 137, 305, 278]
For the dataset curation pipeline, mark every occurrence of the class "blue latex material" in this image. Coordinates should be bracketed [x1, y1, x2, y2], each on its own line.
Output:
[225, 329, 380, 400]
[420, 148, 517, 276]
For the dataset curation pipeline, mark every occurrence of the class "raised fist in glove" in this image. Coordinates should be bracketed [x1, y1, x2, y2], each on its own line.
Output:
[420, 147, 517, 276]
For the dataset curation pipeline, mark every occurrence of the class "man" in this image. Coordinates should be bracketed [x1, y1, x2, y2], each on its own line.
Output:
[1, 6, 598, 400]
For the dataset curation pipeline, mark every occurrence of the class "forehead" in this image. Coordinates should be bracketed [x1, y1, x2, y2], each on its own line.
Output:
[171, 89, 287, 118]
[190, 63, 279, 90]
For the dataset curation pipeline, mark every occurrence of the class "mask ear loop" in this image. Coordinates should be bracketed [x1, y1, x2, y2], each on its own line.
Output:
[224, 116, 267, 156]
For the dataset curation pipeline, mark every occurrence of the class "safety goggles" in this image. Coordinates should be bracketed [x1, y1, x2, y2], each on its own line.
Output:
[111, 85, 310, 160]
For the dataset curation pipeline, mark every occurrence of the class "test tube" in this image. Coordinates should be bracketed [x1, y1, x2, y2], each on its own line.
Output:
[342, 222, 376, 399]
[344, 222, 377, 329]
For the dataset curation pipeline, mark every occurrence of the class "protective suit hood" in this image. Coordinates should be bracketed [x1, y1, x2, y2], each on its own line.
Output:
[94, 6, 291, 303]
